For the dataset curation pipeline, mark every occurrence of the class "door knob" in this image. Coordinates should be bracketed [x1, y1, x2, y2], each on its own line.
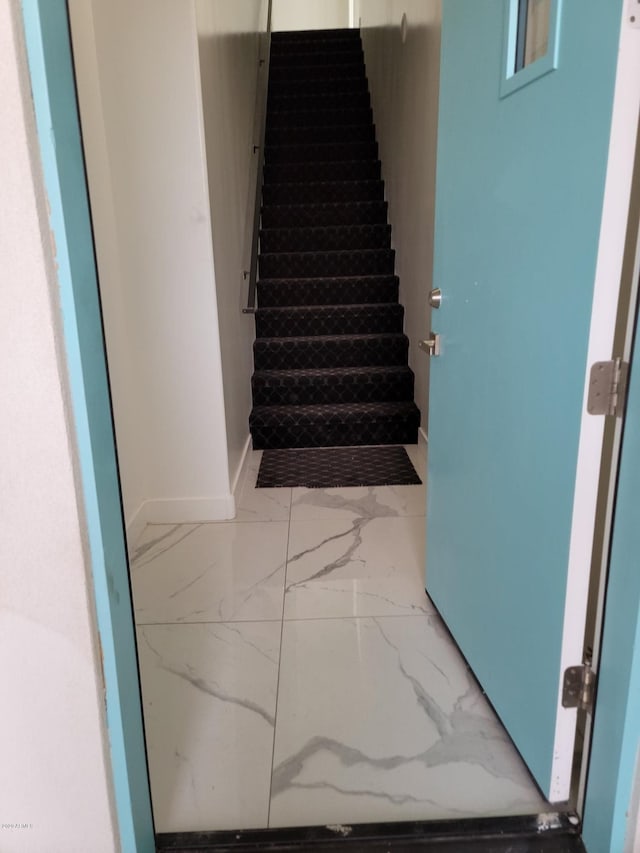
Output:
[429, 288, 442, 309]
[419, 333, 441, 356]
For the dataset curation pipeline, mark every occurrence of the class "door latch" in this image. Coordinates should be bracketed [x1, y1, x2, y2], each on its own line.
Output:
[419, 334, 441, 356]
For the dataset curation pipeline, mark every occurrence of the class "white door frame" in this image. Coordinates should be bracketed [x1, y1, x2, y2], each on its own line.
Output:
[551, 2, 640, 801]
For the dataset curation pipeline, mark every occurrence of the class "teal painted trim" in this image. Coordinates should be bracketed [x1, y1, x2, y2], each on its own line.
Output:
[584, 322, 640, 850]
[19, 2, 155, 851]
[500, 0, 562, 98]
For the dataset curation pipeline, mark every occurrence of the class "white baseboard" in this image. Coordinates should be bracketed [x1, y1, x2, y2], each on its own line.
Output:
[125, 494, 236, 546]
[230, 434, 252, 498]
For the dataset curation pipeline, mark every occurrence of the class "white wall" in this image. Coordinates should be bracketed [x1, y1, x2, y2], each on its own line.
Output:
[68, 0, 147, 528]
[1, 1, 117, 849]
[70, 0, 234, 536]
[272, 0, 349, 32]
[359, 0, 442, 431]
[195, 0, 267, 490]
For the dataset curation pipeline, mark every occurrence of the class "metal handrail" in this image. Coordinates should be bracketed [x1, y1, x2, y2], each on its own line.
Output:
[243, 0, 272, 314]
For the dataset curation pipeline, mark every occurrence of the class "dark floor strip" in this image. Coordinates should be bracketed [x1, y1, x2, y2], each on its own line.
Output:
[156, 813, 586, 852]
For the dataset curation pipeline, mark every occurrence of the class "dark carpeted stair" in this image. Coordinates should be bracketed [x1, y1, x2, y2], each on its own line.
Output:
[249, 28, 420, 451]
[257, 274, 399, 307]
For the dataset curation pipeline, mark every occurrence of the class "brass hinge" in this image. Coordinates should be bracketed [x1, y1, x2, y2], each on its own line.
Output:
[587, 358, 629, 417]
[562, 663, 597, 713]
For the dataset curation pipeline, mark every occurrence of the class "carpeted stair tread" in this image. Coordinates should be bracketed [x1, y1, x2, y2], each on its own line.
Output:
[265, 141, 378, 165]
[250, 401, 420, 450]
[259, 248, 395, 279]
[249, 29, 419, 453]
[251, 399, 419, 425]
[266, 123, 375, 145]
[268, 92, 371, 112]
[263, 179, 384, 205]
[256, 274, 399, 307]
[261, 201, 388, 229]
[260, 224, 391, 253]
[255, 303, 403, 337]
[264, 160, 381, 185]
[267, 107, 372, 128]
[253, 333, 409, 371]
[251, 365, 414, 407]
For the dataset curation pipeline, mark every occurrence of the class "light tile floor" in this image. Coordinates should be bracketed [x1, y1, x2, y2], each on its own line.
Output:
[131, 445, 546, 833]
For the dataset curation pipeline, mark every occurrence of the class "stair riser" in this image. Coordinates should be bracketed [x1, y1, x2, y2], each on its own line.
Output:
[271, 29, 362, 42]
[270, 38, 361, 55]
[268, 92, 370, 113]
[260, 224, 390, 254]
[266, 124, 375, 145]
[262, 180, 384, 206]
[269, 63, 365, 82]
[259, 249, 394, 279]
[270, 50, 364, 67]
[267, 108, 372, 128]
[261, 201, 387, 229]
[265, 142, 378, 165]
[268, 78, 368, 97]
[257, 276, 399, 307]
[252, 370, 414, 407]
[264, 161, 380, 185]
[251, 419, 419, 450]
[255, 306, 403, 338]
[253, 335, 409, 371]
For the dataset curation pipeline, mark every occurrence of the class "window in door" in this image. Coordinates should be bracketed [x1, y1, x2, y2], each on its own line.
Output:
[501, 0, 561, 98]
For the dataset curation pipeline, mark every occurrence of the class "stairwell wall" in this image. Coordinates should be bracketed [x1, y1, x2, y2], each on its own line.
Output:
[359, 0, 442, 432]
[195, 0, 268, 492]
[69, 0, 234, 537]
[271, 0, 349, 33]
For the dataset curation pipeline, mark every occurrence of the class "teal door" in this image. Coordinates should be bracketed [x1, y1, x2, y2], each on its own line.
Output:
[426, 0, 622, 799]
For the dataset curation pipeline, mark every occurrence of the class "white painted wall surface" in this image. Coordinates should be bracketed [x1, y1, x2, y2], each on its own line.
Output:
[1, 1, 117, 849]
[195, 0, 266, 490]
[272, 0, 349, 32]
[68, 0, 147, 527]
[359, 0, 442, 430]
[70, 0, 234, 534]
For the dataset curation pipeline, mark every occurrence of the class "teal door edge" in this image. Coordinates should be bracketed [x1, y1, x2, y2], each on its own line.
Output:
[584, 316, 640, 851]
[19, 1, 155, 850]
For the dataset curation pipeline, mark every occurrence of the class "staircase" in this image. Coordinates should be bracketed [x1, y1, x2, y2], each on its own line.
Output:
[249, 28, 420, 450]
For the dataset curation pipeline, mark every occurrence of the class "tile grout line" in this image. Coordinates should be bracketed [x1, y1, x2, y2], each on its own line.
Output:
[266, 485, 292, 828]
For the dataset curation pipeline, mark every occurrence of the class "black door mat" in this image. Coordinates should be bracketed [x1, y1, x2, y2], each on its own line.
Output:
[256, 445, 421, 488]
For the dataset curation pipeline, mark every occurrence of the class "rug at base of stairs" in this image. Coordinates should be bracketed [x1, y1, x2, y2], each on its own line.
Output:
[256, 445, 421, 488]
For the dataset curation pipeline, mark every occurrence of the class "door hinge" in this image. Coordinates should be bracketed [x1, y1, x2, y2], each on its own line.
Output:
[562, 663, 596, 713]
[587, 358, 629, 417]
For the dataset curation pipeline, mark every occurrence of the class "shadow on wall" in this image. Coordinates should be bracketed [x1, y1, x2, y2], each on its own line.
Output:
[360, 0, 442, 434]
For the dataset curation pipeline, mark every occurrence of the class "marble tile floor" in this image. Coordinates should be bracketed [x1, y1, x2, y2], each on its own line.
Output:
[130, 445, 546, 834]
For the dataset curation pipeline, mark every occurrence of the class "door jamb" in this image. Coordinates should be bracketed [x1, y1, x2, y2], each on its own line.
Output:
[19, 1, 155, 849]
[551, 0, 640, 802]
[19, 0, 640, 849]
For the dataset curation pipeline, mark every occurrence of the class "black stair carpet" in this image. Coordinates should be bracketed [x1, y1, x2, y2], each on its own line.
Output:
[249, 27, 421, 452]
[257, 446, 421, 488]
